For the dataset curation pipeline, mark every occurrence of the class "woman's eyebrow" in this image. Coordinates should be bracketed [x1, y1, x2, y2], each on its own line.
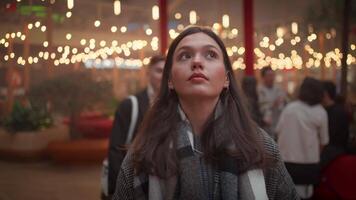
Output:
[176, 44, 220, 52]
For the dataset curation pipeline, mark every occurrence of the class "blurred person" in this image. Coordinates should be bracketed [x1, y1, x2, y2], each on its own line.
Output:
[241, 76, 264, 126]
[113, 26, 298, 200]
[276, 77, 328, 199]
[258, 66, 286, 139]
[321, 81, 350, 167]
[106, 55, 165, 199]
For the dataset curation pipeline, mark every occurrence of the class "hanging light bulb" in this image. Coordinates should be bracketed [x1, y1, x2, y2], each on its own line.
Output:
[152, 5, 159, 20]
[222, 14, 229, 28]
[114, 0, 121, 15]
[67, 0, 74, 9]
[189, 10, 197, 24]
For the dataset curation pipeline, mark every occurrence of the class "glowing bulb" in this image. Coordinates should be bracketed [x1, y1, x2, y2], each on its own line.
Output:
[43, 41, 48, 47]
[120, 26, 127, 33]
[100, 40, 106, 47]
[111, 26, 117, 33]
[175, 13, 182, 20]
[94, 20, 101, 27]
[67, 0, 74, 9]
[28, 23, 33, 30]
[40, 26, 46, 32]
[189, 10, 197, 24]
[35, 21, 41, 28]
[232, 28, 238, 35]
[66, 11, 72, 18]
[80, 39, 86, 45]
[152, 5, 159, 20]
[222, 14, 229, 28]
[145, 28, 152, 35]
[66, 33, 72, 40]
[291, 22, 298, 34]
[114, 0, 121, 15]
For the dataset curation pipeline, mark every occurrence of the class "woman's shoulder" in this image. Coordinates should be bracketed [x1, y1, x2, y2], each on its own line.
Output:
[258, 128, 279, 156]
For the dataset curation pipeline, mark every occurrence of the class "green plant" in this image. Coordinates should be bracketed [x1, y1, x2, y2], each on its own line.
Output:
[3, 101, 53, 133]
[29, 72, 112, 139]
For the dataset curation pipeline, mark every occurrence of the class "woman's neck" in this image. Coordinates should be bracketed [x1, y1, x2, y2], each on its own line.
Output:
[179, 96, 219, 135]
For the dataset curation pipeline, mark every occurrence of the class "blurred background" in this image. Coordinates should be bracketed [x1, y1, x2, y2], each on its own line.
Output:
[0, 0, 355, 199]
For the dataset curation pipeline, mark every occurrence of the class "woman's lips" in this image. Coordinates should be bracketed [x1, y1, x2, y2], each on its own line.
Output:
[188, 73, 208, 81]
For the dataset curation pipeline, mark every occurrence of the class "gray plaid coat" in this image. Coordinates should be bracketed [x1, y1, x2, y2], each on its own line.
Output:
[113, 130, 299, 200]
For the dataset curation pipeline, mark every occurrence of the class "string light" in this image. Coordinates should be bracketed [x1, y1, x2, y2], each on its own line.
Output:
[94, 20, 101, 27]
[175, 13, 182, 20]
[152, 5, 159, 20]
[189, 10, 197, 24]
[67, 0, 74, 9]
[114, 0, 121, 15]
[222, 14, 229, 28]
[66, 11, 72, 18]
[111, 26, 117, 33]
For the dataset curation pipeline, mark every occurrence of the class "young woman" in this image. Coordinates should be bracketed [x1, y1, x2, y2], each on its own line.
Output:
[113, 26, 298, 200]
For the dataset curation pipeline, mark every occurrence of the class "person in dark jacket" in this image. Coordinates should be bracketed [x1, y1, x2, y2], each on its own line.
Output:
[321, 81, 350, 167]
[107, 55, 165, 198]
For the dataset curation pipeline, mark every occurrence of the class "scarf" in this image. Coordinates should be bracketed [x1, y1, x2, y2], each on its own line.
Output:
[130, 114, 268, 200]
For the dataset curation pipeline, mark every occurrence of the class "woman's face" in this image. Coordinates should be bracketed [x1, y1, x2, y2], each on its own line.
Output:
[169, 32, 229, 100]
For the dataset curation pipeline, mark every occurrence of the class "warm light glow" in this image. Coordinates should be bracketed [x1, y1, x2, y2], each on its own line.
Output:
[351, 44, 356, 51]
[175, 13, 182, 20]
[43, 41, 48, 47]
[80, 39, 86, 45]
[120, 26, 127, 33]
[41, 26, 46, 32]
[276, 27, 284, 38]
[111, 26, 117, 33]
[100, 40, 106, 47]
[67, 0, 74, 9]
[10, 33, 16, 38]
[28, 23, 33, 30]
[238, 47, 245, 55]
[222, 14, 230, 28]
[269, 45, 276, 51]
[189, 10, 197, 24]
[152, 5, 159, 20]
[66, 11, 72, 18]
[94, 20, 101, 27]
[114, 0, 121, 15]
[231, 28, 238, 35]
[145, 28, 152, 35]
[66, 33, 72, 40]
[291, 22, 298, 34]
[35, 21, 41, 28]
[16, 32, 21, 37]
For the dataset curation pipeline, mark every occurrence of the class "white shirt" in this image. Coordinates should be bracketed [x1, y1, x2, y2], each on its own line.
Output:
[276, 100, 329, 163]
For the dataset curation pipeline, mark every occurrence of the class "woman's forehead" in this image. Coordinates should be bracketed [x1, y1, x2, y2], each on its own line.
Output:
[175, 32, 221, 52]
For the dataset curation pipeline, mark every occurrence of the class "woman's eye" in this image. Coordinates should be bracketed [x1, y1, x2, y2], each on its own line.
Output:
[178, 52, 191, 61]
[206, 50, 218, 59]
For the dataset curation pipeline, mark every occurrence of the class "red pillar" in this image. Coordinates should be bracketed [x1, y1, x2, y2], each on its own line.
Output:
[243, 0, 254, 76]
[159, 0, 168, 55]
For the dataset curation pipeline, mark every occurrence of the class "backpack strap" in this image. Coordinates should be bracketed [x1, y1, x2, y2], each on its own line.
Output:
[126, 95, 139, 144]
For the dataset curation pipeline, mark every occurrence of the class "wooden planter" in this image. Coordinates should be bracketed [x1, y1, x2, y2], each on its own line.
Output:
[0, 125, 69, 161]
[47, 139, 108, 165]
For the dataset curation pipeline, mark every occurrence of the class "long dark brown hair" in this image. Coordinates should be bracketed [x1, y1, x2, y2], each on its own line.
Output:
[131, 26, 268, 178]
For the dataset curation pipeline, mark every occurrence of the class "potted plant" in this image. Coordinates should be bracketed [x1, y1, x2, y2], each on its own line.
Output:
[0, 100, 68, 160]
